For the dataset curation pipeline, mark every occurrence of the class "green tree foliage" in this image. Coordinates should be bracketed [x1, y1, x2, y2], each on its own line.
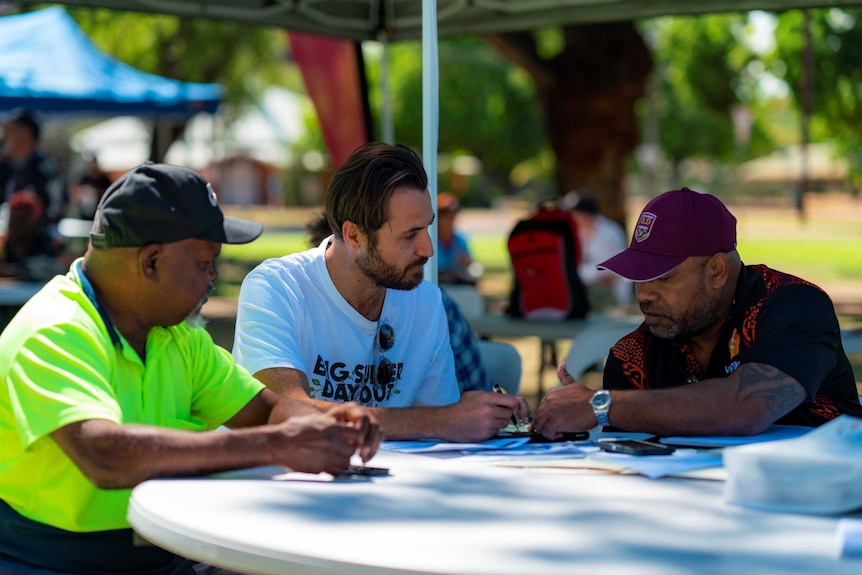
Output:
[772, 9, 862, 181]
[650, 14, 763, 173]
[487, 23, 653, 225]
[365, 37, 547, 201]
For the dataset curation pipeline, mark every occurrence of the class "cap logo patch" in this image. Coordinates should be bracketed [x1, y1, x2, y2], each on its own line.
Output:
[206, 183, 218, 207]
[635, 211, 656, 243]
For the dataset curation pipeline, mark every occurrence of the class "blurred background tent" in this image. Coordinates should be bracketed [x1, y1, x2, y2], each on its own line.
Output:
[71, 88, 306, 173]
[70, 87, 310, 205]
[0, 6, 221, 117]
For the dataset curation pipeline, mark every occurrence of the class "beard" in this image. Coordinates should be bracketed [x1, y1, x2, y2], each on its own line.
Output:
[642, 288, 720, 340]
[185, 312, 209, 330]
[185, 281, 215, 329]
[356, 238, 427, 291]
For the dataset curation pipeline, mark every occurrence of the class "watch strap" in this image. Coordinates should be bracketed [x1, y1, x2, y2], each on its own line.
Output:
[591, 390, 612, 427]
[594, 409, 610, 427]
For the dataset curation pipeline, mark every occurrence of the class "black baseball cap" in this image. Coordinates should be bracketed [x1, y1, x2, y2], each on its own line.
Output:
[90, 162, 263, 248]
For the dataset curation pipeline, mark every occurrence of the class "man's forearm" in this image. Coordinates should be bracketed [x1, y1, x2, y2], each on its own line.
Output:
[53, 421, 284, 490]
[606, 363, 806, 436]
[362, 405, 454, 441]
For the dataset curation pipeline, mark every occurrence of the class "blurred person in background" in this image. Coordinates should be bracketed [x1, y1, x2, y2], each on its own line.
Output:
[1, 109, 67, 279]
[436, 192, 481, 285]
[306, 211, 332, 247]
[0, 140, 11, 195]
[560, 189, 632, 310]
[69, 151, 112, 220]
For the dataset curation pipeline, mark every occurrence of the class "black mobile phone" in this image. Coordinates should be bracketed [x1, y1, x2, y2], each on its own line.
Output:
[343, 465, 390, 477]
[528, 431, 589, 443]
[493, 431, 589, 443]
[596, 438, 676, 456]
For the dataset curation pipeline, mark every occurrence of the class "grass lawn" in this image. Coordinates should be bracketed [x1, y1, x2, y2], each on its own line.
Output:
[221, 220, 862, 289]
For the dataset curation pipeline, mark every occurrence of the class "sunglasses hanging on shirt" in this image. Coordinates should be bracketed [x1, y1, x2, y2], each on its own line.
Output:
[374, 322, 395, 385]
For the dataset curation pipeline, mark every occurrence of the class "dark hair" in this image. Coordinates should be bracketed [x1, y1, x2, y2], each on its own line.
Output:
[325, 142, 427, 241]
[560, 189, 599, 215]
[573, 193, 599, 215]
[306, 211, 332, 247]
[7, 109, 40, 141]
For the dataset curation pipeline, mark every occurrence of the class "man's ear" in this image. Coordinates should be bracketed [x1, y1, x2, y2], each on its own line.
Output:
[342, 221, 366, 250]
[708, 252, 730, 288]
[139, 244, 162, 279]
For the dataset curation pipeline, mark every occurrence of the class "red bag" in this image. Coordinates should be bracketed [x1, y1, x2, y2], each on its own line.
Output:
[506, 205, 590, 321]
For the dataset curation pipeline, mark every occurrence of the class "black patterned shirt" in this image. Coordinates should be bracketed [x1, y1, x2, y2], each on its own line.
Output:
[604, 264, 862, 427]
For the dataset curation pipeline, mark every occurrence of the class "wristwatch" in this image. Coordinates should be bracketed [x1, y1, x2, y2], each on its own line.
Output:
[590, 390, 613, 427]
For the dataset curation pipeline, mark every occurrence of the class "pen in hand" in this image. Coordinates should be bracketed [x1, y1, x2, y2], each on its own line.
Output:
[493, 384, 520, 427]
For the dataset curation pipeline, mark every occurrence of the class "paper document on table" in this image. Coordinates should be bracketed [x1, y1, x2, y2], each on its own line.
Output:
[589, 450, 724, 479]
[837, 518, 862, 558]
[458, 442, 598, 461]
[381, 437, 530, 453]
[659, 424, 811, 447]
[209, 465, 289, 480]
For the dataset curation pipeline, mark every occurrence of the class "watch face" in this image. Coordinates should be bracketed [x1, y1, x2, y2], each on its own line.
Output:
[591, 391, 611, 410]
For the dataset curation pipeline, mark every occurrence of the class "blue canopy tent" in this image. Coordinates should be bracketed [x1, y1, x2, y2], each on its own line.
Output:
[0, 7, 221, 118]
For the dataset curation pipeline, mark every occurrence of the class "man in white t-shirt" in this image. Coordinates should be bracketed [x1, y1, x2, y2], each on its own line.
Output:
[234, 142, 528, 442]
[561, 190, 632, 309]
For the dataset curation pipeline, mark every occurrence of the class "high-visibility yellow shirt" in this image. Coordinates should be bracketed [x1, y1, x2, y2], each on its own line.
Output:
[0, 260, 264, 532]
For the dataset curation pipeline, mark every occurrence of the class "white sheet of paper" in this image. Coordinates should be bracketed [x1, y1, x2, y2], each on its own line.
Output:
[659, 425, 811, 447]
[381, 438, 531, 453]
[589, 450, 724, 479]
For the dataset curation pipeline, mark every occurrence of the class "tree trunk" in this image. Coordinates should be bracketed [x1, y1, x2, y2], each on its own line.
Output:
[148, 120, 188, 163]
[486, 23, 652, 227]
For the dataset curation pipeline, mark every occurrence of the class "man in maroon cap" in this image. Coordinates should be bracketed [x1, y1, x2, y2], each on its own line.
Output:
[533, 187, 862, 438]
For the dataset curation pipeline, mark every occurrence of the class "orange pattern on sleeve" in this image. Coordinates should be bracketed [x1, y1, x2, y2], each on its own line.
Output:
[612, 329, 649, 390]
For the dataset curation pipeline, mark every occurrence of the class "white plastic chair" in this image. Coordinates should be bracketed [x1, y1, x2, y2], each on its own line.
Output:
[841, 329, 862, 356]
[563, 323, 635, 381]
[442, 285, 485, 319]
[478, 340, 522, 395]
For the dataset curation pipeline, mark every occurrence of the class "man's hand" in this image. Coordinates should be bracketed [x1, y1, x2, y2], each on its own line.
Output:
[557, 361, 579, 387]
[438, 391, 530, 443]
[327, 402, 382, 462]
[270, 413, 366, 476]
[531, 363, 597, 439]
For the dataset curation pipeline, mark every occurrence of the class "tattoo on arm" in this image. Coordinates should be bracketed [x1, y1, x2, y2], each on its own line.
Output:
[734, 363, 806, 420]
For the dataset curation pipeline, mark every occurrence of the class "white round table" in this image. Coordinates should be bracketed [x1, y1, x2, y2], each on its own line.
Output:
[128, 451, 856, 575]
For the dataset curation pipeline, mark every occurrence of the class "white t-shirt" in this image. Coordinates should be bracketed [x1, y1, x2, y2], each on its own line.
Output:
[578, 215, 632, 305]
[233, 240, 460, 408]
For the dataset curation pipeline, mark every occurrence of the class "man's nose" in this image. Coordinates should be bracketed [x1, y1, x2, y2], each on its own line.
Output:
[634, 280, 657, 302]
[418, 229, 434, 258]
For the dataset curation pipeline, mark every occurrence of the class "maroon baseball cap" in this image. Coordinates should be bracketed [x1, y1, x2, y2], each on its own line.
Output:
[597, 188, 737, 282]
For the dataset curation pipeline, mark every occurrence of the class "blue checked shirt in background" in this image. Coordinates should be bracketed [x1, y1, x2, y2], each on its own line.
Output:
[441, 290, 491, 393]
